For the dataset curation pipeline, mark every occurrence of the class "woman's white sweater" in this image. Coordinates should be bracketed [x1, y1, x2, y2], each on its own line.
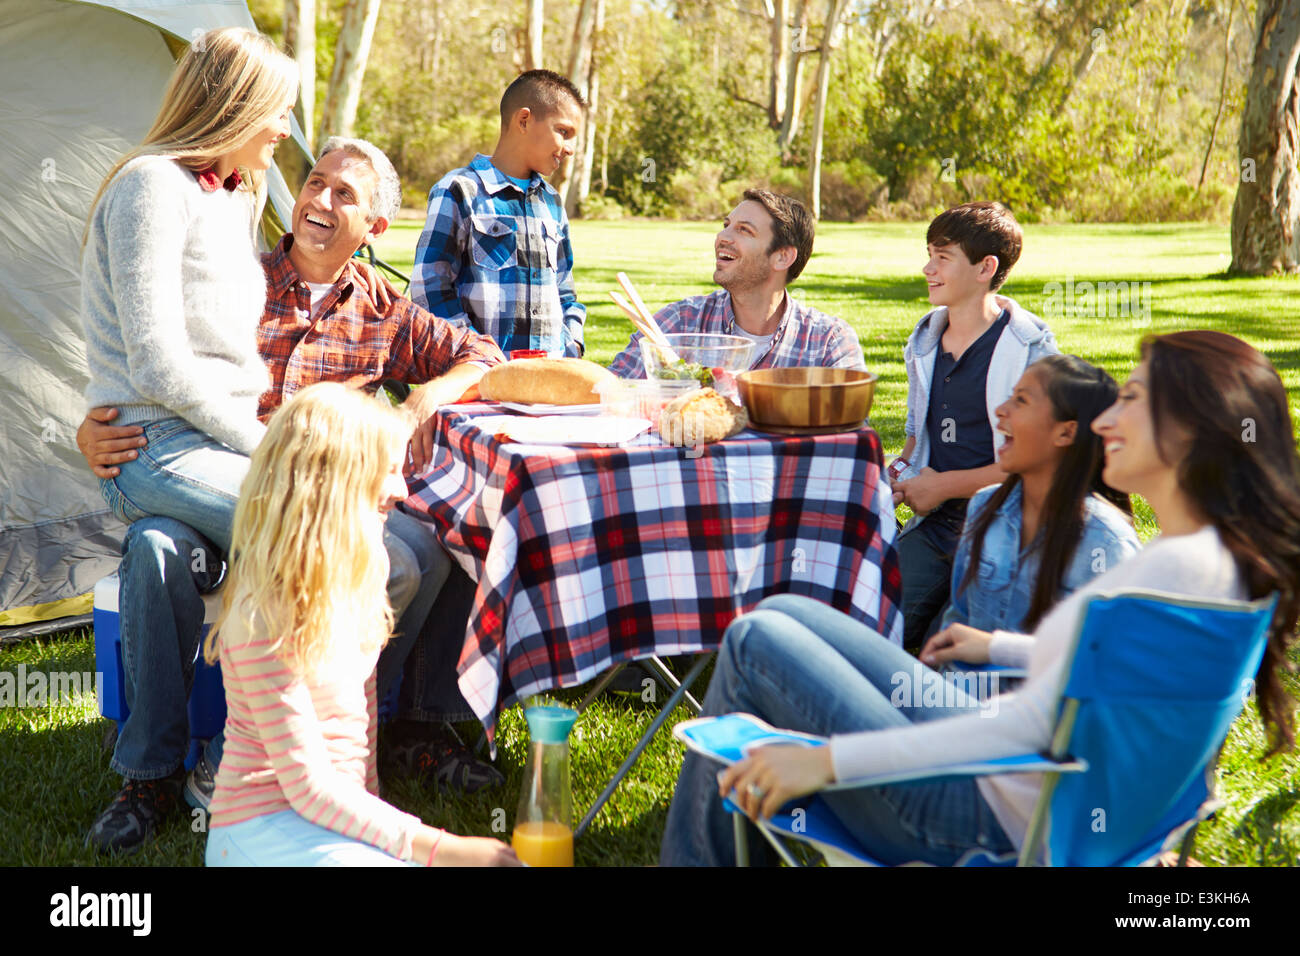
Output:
[81, 156, 269, 455]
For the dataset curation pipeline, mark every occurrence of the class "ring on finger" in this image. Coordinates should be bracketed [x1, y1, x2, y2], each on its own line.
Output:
[746, 782, 765, 800]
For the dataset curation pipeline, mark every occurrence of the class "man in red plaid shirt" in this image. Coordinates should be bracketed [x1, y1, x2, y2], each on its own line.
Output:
[608, 188, 865, 377]
[77, 139, 506, 855]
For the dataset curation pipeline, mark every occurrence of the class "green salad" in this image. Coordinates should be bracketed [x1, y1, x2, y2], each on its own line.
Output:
[653, 360, 714, 386]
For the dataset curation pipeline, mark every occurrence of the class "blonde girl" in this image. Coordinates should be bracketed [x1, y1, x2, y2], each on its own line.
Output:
[202, 384, 518, 867]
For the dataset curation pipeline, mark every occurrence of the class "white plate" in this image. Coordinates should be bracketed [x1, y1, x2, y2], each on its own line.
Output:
[473, 415, 652, 446]
[498, 402, 602, 416]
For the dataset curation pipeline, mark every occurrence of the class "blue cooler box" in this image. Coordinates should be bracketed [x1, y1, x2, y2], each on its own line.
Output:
[93, 573, 226, 770]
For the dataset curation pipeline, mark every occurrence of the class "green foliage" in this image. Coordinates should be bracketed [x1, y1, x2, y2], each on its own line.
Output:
[248, 0, 1256, 223]
[860, 26, 1079, 213]
[604, 52, 779, 217]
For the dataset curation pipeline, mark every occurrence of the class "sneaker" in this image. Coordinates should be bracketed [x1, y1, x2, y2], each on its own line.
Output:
[385, 727, 505, 794]
[184, 751, 216, 812]
[85, 770, 184, 855]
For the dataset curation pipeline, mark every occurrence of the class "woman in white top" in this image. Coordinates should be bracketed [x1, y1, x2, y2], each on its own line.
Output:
[81, 27, 296, 552]
[660, 330, 1300, 866]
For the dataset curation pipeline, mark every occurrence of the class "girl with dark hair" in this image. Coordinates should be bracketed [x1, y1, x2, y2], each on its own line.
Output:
[920, 355, 1138, 670]
[661, 330, 1300, 866]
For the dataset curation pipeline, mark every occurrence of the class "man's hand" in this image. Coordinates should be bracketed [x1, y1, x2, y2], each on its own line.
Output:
[404, 386, 442, 475]
[892, 466, 950, 516]
[403, 364, 489, 475]
[76, 407, 146, 479]
[717, 744, 836, 822]
[920, 623, 994, 667]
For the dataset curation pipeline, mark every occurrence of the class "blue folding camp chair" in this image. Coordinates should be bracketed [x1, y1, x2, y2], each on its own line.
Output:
[676, 588, 1277, 866]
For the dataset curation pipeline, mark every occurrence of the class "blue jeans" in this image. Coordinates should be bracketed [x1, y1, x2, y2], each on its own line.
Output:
[898, 519, 954, 650]
[206, 810, 415, 867]
[659, 594, 1013, 866]
[103, 419, 453, 778]
[396, 559, 477, 723]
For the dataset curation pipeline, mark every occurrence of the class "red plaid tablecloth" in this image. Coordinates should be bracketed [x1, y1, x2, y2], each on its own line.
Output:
[403, 405, 902, 741]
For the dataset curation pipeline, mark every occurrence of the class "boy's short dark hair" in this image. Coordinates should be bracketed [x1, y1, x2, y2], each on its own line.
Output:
[926, 201, 1022, 291]
[742, 188, 815, 283]
[500, 69, 586, 124]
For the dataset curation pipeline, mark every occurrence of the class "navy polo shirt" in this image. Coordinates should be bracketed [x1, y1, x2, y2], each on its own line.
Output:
[920, 309, 1010, 551]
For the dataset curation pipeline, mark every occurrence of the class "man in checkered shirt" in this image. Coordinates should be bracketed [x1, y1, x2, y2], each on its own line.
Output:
[76, 138, 508, 855]
[608, 189, 866, 377]
[410, 70, 587, 358]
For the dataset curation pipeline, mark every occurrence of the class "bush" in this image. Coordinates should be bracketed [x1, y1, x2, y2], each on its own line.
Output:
[576, 193, 629, 220]
[818, 160, 890, 221]
[380, 115, 500, 209]
[605, 53, 778, 215]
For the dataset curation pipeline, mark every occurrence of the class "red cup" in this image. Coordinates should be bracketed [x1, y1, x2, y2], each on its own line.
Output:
[510, 349, 549, 360]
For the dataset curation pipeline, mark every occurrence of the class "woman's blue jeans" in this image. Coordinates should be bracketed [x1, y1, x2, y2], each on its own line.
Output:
[100, 418, 450, 779]
[659, 594, 1013, 866]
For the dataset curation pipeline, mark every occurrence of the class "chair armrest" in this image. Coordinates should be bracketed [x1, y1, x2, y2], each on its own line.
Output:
[945, 661, 1028, 680]
[824, 752, 1087, 791]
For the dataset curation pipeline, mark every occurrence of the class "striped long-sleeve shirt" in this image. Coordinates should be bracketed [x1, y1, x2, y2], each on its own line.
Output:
[207, 611, 422, 862]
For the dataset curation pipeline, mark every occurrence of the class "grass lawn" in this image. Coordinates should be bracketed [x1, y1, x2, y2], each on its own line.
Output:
[2, 221, 1297, 867]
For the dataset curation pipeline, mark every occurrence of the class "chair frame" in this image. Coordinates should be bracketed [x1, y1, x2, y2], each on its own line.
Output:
[721, 588, 1276, 867]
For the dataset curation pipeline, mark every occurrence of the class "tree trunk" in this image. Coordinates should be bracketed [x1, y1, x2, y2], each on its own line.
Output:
[1198, 1, 1236, 190]
[565, 0, 602, 216]
[777, 0, 809, 153]
[599, 98, 612, 192]
[1230, 0, 1300, 275]
[808, 0, 849, 219]
[318, 0, 382, 143]
[770, 0, 788, 128]
[566, 0, 597, 81]
[285, 0, 317, 151]
[525, 0, 544, 71]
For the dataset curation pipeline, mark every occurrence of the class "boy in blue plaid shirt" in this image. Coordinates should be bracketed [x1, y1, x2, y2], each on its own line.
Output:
[411, 70, 587, 357]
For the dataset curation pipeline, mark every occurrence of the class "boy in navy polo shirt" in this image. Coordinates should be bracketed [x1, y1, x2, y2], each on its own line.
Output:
[891, 202, 1058, 649]
[411, 70, 587, 357]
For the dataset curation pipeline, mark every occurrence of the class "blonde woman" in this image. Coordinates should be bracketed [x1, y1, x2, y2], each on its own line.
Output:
[80, 27, 300, 852]
[203, 384, 519, 866]
[81, 26, 295, 549]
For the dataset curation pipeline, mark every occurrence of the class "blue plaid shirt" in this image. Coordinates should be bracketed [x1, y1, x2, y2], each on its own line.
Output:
[410, 154, 586, 357]
[607, 290, 865, 378]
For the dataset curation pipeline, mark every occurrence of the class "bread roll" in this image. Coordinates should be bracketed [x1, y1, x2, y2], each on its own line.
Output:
[479, 358, 616, 405]
[657, 388, 748, 446]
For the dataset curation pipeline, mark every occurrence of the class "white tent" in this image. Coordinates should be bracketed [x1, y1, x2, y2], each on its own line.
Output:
[0, 0, 308, 636]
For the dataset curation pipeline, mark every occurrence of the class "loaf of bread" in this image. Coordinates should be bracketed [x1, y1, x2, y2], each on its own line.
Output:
[478, 358, 616, 405]
[657, 388, 748, 446]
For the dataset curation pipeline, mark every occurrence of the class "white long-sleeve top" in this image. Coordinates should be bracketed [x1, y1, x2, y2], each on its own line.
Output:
[828, 524, 1246, 851]
[81, 156, 269, 454]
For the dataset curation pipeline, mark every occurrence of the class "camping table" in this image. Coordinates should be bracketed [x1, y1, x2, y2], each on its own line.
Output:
[402, 403, 902, 834]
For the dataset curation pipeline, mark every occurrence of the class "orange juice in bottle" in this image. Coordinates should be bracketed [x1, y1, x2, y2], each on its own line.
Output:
[513, 700, 577, 867]
[512, 821, 574, 867]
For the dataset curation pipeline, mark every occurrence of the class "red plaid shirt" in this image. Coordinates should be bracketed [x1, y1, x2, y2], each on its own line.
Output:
[257, 236, 505, 420]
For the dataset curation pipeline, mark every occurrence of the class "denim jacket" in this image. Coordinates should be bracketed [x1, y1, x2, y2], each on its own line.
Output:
[943, 483, 1141, 633]
[899, 296, 1057, 482]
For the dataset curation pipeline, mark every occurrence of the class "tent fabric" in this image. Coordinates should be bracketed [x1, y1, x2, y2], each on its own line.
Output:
[0, 0, 307, 634]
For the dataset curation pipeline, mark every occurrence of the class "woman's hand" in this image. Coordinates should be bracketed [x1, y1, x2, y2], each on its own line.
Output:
[920, 623, 994, 667]
[717, 744, 836, 822]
